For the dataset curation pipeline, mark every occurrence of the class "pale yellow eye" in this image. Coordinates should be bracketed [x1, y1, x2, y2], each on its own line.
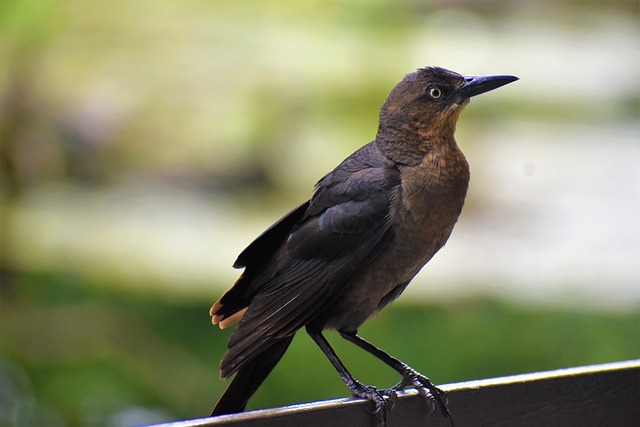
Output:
[429, 87, 443, 99]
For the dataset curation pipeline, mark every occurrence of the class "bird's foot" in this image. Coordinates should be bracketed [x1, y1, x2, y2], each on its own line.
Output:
[348, 379, 396, 426]
[391, 367, 451, 421]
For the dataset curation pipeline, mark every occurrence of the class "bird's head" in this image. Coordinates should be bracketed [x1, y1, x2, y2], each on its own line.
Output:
[377, 67, 518, 144]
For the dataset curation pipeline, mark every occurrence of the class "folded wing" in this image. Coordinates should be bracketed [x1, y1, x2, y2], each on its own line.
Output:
[212, 142, 400, 378]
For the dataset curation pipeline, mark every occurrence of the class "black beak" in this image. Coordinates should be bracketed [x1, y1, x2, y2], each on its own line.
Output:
[457, 74, 518, 100]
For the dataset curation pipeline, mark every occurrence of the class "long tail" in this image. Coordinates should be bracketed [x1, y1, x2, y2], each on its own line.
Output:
[211, 336, 294, 416]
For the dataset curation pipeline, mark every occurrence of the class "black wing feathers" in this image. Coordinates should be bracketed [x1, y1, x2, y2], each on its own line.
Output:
[234, 201, 310, 269]
[215, 202, 310, 318]
[220, 142, 400, 377]
[211, 336, 294, 415]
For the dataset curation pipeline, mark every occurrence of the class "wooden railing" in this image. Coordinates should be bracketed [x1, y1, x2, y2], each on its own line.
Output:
[150, 360, 639, 427]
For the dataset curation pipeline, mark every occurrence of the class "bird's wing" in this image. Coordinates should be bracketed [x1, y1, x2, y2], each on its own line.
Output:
[210, 201, 311, 326]
[216, 142, 400, 377]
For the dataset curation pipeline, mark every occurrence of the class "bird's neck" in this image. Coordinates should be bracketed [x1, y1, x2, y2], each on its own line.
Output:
[375, 123, 458, 166]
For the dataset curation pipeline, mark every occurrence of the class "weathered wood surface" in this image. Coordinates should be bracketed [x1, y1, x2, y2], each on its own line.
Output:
[150, 360, 639, 427]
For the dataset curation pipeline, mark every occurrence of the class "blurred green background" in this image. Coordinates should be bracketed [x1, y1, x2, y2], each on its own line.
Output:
[1, 1, 639, 426]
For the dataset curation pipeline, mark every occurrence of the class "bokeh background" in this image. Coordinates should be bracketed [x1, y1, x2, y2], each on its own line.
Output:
[1, 1, 639, 426]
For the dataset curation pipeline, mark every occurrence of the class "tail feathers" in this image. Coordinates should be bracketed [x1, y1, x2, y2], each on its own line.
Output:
[211, 336, 294, 416]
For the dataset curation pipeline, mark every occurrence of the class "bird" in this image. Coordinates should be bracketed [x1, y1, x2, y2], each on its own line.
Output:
[209, 66, 518, 425]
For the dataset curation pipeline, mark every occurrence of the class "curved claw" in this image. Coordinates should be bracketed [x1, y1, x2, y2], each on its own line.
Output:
[371, 400, 387, 427]
[382, 387, 398, 411]
[399, 369, 452, 422]
[349, 380, 388, 426]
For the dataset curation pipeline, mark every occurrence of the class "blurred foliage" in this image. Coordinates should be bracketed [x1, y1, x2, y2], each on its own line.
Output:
[1, 272, 638, 426]
[1, 0, 639, 426]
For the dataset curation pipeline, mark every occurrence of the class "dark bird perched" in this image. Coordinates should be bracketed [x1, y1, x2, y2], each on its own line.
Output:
[209, 66, 517, 424]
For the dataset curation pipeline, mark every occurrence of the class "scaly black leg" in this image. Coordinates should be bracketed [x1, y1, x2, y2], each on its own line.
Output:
[339, 330, 452, 423]
[307, 327, 391, 426]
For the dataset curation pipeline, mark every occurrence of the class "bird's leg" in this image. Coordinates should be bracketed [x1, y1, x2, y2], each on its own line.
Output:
[339, 331, 451, 422]
[306, 327, 390, 426]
